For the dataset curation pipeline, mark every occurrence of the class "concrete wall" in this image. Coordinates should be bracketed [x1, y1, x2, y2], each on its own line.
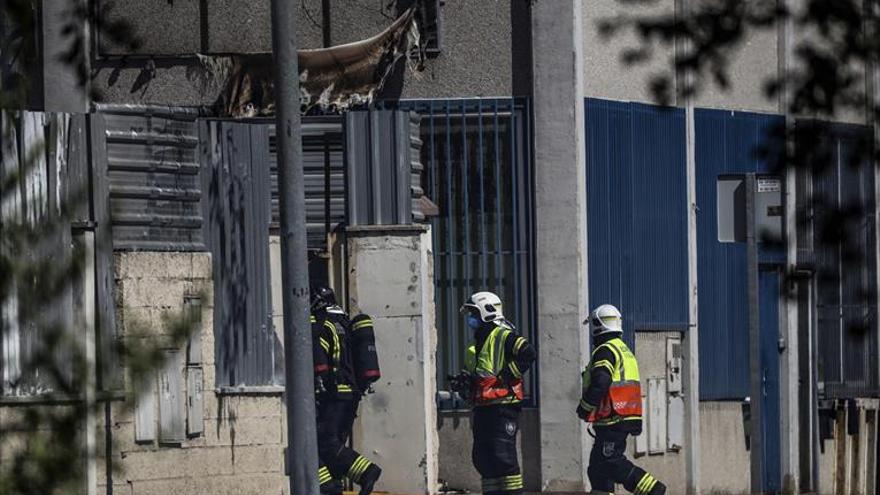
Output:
[345, 226, 440, 495]
[581, 0, 779, 113]
[699, 401, 751, 495]
[103, 252, 288, 494]
[581, 0, 676, 104]
[692, 25, 778, 114]
[788, 0, 869, 125]
[532, 0, 591, 491]
[631, 332, 687, 495]
[437, 408, 541, 493]
[90, 0, 520, 106]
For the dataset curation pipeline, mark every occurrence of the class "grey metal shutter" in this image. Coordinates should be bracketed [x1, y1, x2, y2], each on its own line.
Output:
[202, 121, 276, 387]
[344, 109, 424, 225]
[268, 117, 346, 249]
[94, 104, 204, 251]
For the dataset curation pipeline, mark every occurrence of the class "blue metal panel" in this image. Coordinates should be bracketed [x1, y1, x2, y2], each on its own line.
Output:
[759, 269, 782, 493]
[585, 99, 689, 348]
[695, 108, 785, 400]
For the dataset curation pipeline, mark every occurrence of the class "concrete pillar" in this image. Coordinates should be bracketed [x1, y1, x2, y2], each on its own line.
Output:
[42, 0, 89, 112]
[531, 1, 590, 491]
[683, 105, 703, 495]
[778, 3, 801, 489]
[345, 225, 440, 495]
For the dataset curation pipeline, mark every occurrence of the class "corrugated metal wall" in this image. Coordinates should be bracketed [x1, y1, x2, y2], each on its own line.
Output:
[695, 108, 784, 400]
[201, 117, 347, 387]
[95, 104, 204, 251]
[202, 121, 278, 387]
[585, 99, 689, 346]
[345, 109, 424, 225]
[796, 120, 878, 398]
[0, 111, 80, 395]
[268, 117, 345, 249]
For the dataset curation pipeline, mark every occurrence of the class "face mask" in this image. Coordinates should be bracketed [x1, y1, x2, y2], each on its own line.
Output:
[466, 315, 481, 330]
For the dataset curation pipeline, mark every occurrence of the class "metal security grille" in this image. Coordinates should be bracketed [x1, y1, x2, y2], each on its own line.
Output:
[797, 121, 879, 399]
[389, 98, 537, 409]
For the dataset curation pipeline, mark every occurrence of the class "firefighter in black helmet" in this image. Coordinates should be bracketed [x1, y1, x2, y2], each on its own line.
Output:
[311, 286, 382, 495]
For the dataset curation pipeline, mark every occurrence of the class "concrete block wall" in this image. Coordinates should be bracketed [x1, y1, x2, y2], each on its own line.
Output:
[103, 252, 287, 495]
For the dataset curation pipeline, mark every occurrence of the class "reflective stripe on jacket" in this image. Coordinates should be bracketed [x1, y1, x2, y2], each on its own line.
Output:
[311, 314, 355, 396]
[581, 337, 642, 425]
[465, 326, 524, 406]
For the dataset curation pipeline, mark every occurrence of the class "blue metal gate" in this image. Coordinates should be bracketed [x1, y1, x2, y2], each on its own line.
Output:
[759, 268, 782, 493]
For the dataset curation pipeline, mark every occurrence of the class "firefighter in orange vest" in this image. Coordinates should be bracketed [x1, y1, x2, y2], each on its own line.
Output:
[458, 291, 536, 495]
[311, 286, 382, 495]
[577, 304, 666, 495]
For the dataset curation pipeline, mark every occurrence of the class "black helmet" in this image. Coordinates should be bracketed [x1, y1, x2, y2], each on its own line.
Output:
[310, 286, 336, 312]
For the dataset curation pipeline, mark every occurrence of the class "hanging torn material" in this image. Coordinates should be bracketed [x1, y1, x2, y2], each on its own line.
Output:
[203, 8, 421, 118]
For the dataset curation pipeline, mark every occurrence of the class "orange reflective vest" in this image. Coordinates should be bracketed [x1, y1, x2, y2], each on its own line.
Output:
[581, 337, 643, 425]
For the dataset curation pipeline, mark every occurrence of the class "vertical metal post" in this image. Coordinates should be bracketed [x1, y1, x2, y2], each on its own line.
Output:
[870, 0, 880, 453]
[269, 1, 319, 494]
[747, 172, 764, 494]
[82, 231, 97, 495]
[477, 100, 487, 288]
[510, 100, 521, 325]
[445, 103, 457, 376]
[461, 102, 471, 293]
[321, 0, 332, 47]
[324, 141, 331, 243]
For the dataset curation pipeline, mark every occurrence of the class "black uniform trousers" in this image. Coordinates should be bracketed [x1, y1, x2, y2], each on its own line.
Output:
[588, 426, 662, 494]
[472, 404, 524, 495]
[317, 397, 373, 493]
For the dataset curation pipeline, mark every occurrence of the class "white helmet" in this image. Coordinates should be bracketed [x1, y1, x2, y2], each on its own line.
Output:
[460, 291, 504, 323]
[586, 304, 623, 336]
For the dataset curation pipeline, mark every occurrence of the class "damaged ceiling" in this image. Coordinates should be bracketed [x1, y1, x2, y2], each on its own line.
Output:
[202, 8, 422, 118]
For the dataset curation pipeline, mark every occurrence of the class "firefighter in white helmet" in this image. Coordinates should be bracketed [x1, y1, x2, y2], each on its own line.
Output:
[457, 291, 536, 495]
[578, 304, 666, 495]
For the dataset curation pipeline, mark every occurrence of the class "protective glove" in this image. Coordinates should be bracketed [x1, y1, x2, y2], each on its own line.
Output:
[497, 368, 516, 388]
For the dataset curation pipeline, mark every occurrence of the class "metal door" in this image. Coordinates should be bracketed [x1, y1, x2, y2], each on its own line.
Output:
[759, 267, 782, 493]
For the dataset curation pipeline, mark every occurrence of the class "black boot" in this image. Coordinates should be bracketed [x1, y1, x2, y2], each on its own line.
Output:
[358, 465, 382, 495]
[648, 481, 667, 495]
[320, 479, 343, 495]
